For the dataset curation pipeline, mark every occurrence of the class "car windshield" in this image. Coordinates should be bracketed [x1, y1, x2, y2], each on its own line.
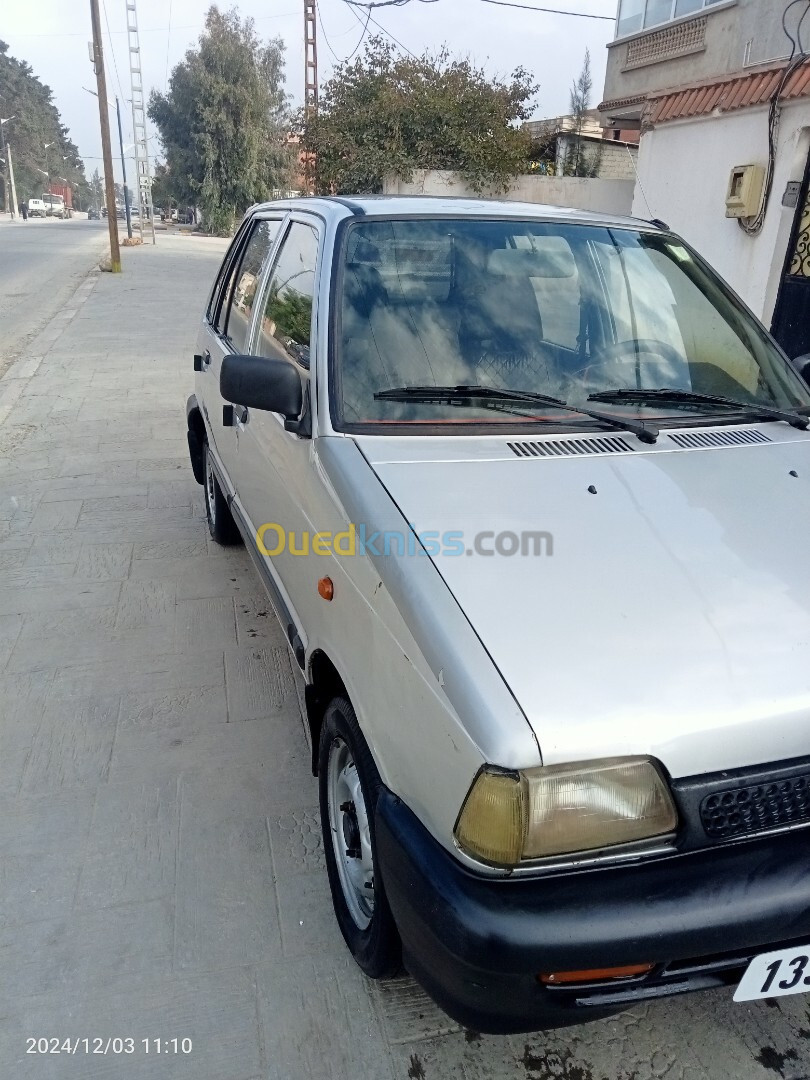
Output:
[333, 218, 810, 430]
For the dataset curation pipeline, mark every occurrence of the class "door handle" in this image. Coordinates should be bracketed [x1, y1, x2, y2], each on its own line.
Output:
[203, 350, 211, 367]
[193, 351, 212, 371]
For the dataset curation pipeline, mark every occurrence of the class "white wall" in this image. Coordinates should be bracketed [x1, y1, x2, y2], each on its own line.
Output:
[383, 169, 635, 216]
[632, 100, 810, 327]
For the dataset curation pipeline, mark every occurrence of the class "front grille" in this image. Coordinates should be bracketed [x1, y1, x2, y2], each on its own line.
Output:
[700, 771, 810, 839]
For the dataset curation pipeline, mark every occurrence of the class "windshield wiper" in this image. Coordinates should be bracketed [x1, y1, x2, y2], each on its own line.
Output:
[587, 388, 809, 431]
[374, 384, 659, 443]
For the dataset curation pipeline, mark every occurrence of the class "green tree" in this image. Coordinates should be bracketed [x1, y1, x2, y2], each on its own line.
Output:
[302, 37, 537, 195]
[149, 162, 173, 212]
[0, 40, 89, 207]
[148, 5, 291, 235]
[563, 49, 601, 178]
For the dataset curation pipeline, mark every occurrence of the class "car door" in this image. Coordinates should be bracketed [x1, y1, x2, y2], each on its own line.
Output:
[196, 213, 285, 489]
[229, 215, 322, 659]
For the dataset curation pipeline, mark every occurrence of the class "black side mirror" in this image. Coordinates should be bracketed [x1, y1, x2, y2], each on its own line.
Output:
[794, 354, 810, 387]
[221, 354, 304, 426]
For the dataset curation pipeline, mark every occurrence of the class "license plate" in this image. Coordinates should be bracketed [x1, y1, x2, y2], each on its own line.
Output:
[734, 945, 810, 1002]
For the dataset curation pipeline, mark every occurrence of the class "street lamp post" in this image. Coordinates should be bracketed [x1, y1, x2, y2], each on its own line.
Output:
[115, 98, 133, 239]
[82, 86, 131, 240]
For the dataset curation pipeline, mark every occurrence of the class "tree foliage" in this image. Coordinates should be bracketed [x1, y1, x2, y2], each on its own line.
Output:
[148, 5, 291, 234]
[302, 37, 537, 195]
[0, 40, 89, 206]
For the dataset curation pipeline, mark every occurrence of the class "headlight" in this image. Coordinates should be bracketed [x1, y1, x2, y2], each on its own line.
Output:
[454, 757, 677, 868]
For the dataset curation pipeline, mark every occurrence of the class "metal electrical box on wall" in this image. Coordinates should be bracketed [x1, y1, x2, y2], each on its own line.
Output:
[725, 164, 766, 219]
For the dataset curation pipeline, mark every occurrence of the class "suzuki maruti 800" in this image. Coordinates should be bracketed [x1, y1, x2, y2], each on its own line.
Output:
[186, 197, 810, 1032]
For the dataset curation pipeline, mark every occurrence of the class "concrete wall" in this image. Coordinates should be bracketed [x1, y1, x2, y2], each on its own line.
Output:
[631, 98, 810, 327]
[604, 0, 793, 108]
[597, 141, 640, 180]
[383, 170, 635, 215]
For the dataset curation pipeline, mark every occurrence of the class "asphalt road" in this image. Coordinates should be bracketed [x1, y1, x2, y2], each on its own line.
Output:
[0, 216, 108, 378]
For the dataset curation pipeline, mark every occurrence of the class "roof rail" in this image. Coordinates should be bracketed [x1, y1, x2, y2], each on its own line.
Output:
[326, 197, 367, 216]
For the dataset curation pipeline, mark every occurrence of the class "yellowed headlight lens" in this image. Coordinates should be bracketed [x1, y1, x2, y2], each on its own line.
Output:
[523, 758, 677, 859]
[455, 758, 677, 867]
[454, 770, 525, 866]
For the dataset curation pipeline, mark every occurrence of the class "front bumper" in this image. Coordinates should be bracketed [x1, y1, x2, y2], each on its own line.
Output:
[375, 790, 810, 1033]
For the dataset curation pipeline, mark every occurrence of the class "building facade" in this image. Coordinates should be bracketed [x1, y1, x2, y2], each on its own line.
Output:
[524, 111, 640, 180]
[599, 0, 810, 361]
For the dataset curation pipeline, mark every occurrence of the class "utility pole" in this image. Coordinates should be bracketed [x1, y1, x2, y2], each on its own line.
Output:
[116, 98, 133, 239]
[89, 0, 121, 271]
[304, 0, 318, 194]
[7, 145, 18, 220]
[0, 118, 14, 218]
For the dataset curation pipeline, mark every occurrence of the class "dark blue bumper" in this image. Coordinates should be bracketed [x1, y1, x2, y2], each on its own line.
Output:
[375, 790, 810, 1033]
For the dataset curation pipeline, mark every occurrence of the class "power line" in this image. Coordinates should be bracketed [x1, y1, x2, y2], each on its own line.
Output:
[479, 0, 614, 19]
[343, 1, 418, 57]
[316, 3, 345, 62]
[101, 0, 127, 102]
[344, 0, 614, 18]
[344, 8, 373, 61]
[10, 11, 301, 38]
[164, 0, 173, 89]
[318, 1, 372, 64]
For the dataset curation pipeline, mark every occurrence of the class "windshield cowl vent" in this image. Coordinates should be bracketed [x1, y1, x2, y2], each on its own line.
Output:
[666, 428, 772, 450]
[508, 437, 633, 459]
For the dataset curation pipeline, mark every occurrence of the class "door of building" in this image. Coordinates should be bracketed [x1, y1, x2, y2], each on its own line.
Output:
[772, 150, 810, 362]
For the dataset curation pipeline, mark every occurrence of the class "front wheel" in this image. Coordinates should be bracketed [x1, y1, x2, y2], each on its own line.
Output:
[318, 696, 401, 978]
[203, 441, 240, 546]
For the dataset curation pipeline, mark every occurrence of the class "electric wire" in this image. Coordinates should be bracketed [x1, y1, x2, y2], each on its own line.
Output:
[739, 0, 810, 235]
[344, 0, 613, 18]
[101, 0, 127, 104]
[164, 0, 173, 89]
[342, 2, 418, 57]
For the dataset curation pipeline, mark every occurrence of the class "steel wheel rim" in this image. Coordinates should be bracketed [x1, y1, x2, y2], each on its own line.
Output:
[327, 736, 375, 930]
[205, 453, 216, 528]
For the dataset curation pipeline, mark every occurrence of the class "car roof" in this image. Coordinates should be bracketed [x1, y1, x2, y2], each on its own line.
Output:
[247, 194, 659, 232]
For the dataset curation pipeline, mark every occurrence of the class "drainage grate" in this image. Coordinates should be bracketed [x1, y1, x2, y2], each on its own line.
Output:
[700, 771, 810, 840]
[667, 428, 772, 450]
[508, 436, 633, 459]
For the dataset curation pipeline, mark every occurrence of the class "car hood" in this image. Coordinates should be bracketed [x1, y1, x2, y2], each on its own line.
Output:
[361, 429, 810, 777]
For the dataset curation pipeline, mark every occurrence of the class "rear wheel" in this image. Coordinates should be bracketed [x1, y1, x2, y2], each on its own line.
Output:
[319, 696, 400, 978]
[203, 441, 240, 546]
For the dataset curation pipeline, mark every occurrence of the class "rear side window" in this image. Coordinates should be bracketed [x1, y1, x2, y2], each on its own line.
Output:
[255, 221, 319, 369]
[219, 219, 281, 350]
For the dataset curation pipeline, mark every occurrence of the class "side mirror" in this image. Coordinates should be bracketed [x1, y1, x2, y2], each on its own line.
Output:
[221, 354, 303, 422]
[794, 354, 810, 387]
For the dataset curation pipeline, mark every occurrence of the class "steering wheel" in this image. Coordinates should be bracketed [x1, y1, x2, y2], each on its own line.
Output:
[576, 338, 689, 394]
[596, 338, 685, 369]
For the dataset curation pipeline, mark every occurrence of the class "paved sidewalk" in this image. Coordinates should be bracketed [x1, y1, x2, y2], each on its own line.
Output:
[0, 237, 807, 1080]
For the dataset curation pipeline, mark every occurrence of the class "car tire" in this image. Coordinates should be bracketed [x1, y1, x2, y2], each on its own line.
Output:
[203, 440, 240, 546]
[319, 696, 401, 978]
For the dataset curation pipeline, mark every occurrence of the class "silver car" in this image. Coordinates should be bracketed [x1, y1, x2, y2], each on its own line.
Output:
[186, 196, 810, 1033]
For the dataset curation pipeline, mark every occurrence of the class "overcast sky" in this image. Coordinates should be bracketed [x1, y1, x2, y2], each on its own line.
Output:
[3, 0, 619, 184]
